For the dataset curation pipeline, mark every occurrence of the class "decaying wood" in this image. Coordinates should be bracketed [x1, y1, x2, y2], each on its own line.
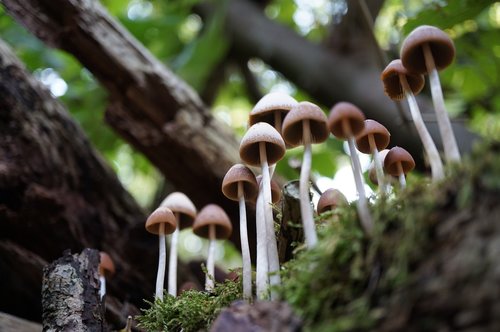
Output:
[278, 181, 305, 263]
[42, 249, 105, 331]
[0, 312, 42, 332]
[0, 0, 242, 228]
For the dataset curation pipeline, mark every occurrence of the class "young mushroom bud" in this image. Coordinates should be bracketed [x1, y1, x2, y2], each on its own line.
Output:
[401, 25, 460, 163]
[355, 119, 391, 194]
[328, 102, 373, 235]
[282, 101, 329, 248]
[384, 146, 415, 188]
[160, 192, 197, 297]
[317, 189, 348, 215]
[145, 207, 177, 300]
[192, 204, 233, 291]
[240, 122, 285, 299]
[98, 251, 115, 300]
[382, 59, 444, 181]
[222, 164, 259, 300]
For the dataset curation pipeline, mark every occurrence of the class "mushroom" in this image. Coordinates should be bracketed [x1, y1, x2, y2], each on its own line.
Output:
[317, 188, 348, 215]
[145, 206, 177, 300]
[384, 146, 415, 188]
[222, 164, 259, 300]
[192, 204, 233, 291]
[282, 101, 329, 248]
[368, 149, 390, 187]
[328, 102, 373, 235]
[240, 122, 286, 298]
[355, 119, 391, 193]
[98, 251, 115, 300]
[249, 92, 298, 135]
[381, 59, 444, 181]
[160, 192, 197, 297]
[255, 175, 281, 204]
[401, 25, 460, 163]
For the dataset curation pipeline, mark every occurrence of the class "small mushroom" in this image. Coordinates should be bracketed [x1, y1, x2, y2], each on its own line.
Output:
[192, 204, 233, 291]
[382, 59, 444, 181]
[282, 101, 329, 248]
[160, 192, 197, 297]
[355, 119, 391, 193]
[222, 164, 259, 300]
[384, 146, 415, 188]
[401, 25, 460, 163]
[255, 175, 281, 204]
[249, 92, 298, 135]
[368, 149, 390, 187]
[145, 206, 177, 300]
[317, 189, 348, 215]
[328, 102, 373, 235]
[240, 122, 285, 299]
[98, 251, 115, 300]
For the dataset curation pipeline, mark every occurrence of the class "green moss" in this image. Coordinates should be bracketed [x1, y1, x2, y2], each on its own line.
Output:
[137, 277, 242, 331]
[277, 140, 500, 331]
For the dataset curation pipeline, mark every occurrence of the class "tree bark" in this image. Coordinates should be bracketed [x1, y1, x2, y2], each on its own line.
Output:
[0, 0, 241, 228]
[42, 248, 105, 331]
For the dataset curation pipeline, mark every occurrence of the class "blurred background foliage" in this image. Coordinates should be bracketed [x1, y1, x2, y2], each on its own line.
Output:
[0, 0, 499, 267]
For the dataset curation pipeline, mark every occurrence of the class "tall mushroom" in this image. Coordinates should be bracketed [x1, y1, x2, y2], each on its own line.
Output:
[249, 92, 298, 135]
[256, 175, 281, 205]
[401, 25, 460, 163]
[328, 102, 373, 235]
[160, 192, 197, 297]
[355, 119, 391, 193]
[192, 204, 233, 291]
[145, 206, 177, 300]
[368, 149, 390, 187]
[384, 146, 415, 188]
[317, 188, 348, 215]
[381, 59, 444, 181]
[240, 122, 286, 299]
[222, 164, 258, 300]
[98, 251, 115, 300]
[282, 101, 329, 248]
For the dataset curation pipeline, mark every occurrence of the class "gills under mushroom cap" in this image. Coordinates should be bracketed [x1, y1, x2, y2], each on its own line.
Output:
[192, 204, 232, 240]
[249, 92, 298, 128]
[381, 59, 425, 100]
[145, 206, 177, 235]
[240, 122, 286, 166]
[160, 192, 197, 229]
[222, 164, 259, 202]
[328, 102, 366, 139]
[281, 101, 329, 148]
[355, 119, 391, 154]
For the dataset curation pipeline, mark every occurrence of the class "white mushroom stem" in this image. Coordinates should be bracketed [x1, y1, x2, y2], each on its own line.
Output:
[167, 215, 179, 296]
[155, 222, 166, 300]
[274, 110, 282, 134]
[99, 275, 106, 300]
[259, 141, 281, 299]
[344, 122, 373, 235]
[400, 73, 445, 181]
[369, 135, 387, 194]
[397, 163, 407, 188]
[206, 224, 216, 291]
[300, 120, 318, 248]
[422, 43, 461, 163]
[255, 189, 269, 299]
[237, 181, 252, 300]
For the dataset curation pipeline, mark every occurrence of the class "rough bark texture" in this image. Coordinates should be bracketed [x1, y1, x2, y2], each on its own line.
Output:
[42, 249, 105, 331]
[0, 0, 241, 229]
[277, 181, 305, 263]
[210, 300, 302, 332]
[0, 38, 198, 325]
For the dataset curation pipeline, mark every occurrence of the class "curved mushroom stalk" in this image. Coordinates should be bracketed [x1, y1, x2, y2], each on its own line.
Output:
[156, 224, 167, 299]
[167, 222, 179, 296]
[206, 224, 216, 291]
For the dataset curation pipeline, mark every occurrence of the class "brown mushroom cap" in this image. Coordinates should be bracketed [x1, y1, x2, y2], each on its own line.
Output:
[160, 192, 197, 230]
[281, 101, 329, 148]
[384, 146, 415, 176]
[222, 164, 259, 202]
[328, 102, 366, 139]
[355, 120, 391, 154]
[401, 25, 455, 74]
[192, 204, 232, 240]
[249, 92, 298, 128]
[99, 251, 115, 278]
[240, 122, 286, 166]
[145, 206, 177, 235]
[256, 175, 281, 204]
[381, 59, 425, 100]
[317, 189, 348, 214]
